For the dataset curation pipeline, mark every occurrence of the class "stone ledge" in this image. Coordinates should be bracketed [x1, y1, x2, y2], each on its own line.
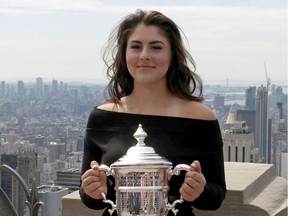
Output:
[248, 176, 288, 216]
[194, 162, 287, 216]
[61, 162, 288, 216]
[61, 191, 103, 216]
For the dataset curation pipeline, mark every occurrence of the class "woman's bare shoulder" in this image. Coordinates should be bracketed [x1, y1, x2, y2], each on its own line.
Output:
[182, 101, 217, 120]
[97, 101, 119, 111]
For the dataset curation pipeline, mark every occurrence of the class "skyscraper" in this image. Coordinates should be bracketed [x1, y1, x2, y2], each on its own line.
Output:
[14, 145, 40, 215]
[245, 86, 256, 110]
[213, 94, 225, 111]
[255, 85, 269, 163]
[17, 80, 25, 98]
[0, 154, 17, 199]
[36, 77, 43, 98]
[222, 121, 256, 163]
[51, 79, 59, 96]
[222, 109, 256, 163]
[0, 81, 5, 97]
[237, 110, 256, 134]
[48, 142, 66, 162]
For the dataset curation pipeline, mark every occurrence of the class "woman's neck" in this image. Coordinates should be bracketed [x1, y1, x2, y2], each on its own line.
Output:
[120, 87, 181, 115]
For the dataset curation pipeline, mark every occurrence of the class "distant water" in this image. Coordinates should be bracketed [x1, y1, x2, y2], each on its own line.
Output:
[225, 99, 245, 106]
[205, 79, 287, 94]
[205, 79, 287, 87]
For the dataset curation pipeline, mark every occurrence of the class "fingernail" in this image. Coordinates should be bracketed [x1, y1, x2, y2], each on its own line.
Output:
[90, 161, 98, 169]
[91, 164, 98, 169]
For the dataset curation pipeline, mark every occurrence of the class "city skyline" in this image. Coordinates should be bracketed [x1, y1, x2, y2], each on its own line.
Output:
[0, 61, 287, 215]
[0, 0, 287, 83]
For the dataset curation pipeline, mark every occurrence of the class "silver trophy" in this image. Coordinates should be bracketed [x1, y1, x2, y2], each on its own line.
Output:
[99, 124, 191, 216]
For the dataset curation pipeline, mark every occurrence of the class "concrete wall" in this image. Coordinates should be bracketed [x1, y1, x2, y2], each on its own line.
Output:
[61, 162, 288, 216]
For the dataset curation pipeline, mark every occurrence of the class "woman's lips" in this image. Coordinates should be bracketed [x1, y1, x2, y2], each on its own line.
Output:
[136, 65, 155, 68]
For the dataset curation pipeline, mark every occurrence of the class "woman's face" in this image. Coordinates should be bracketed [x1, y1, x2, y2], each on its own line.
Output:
[126, 24, 172, 86]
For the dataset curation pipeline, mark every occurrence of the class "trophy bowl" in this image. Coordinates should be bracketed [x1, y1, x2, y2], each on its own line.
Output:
[99, 124, 191, 216]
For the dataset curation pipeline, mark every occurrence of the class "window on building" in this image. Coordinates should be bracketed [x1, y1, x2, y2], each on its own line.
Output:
[228, 146, 231, 161]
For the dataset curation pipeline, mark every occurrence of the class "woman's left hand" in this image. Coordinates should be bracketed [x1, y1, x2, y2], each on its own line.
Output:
[179, 160, 206, 202]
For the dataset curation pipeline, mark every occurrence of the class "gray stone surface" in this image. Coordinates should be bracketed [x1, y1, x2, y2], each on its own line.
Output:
[62, 162, 288, 216]
[61, 191, 103, 216]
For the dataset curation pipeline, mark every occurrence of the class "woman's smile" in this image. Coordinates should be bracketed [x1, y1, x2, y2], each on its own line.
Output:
[136, 64, 156, 68]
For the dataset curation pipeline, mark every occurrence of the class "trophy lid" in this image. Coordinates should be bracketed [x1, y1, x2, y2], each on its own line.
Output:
[111, 124, 172, 168]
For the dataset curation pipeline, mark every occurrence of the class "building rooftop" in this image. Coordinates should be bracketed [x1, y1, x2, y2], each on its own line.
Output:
[57, 168, 81, 173]
[38, 185, 66, 193]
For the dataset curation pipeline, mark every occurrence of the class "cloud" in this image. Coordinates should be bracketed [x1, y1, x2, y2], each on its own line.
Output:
[1, 0, 285, 16]
[0, 0, 159, 16]
[0, 0, 286, 82]
[0, 0, 106, 15]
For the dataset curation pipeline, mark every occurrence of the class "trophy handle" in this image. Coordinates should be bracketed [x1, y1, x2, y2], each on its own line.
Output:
[167, 164, 192, 215]
[98, 164, 113, 176]
[166, 196, 184, 216]
[98, 165, 117, 215]
[101, 192, 117, 215]
[169, 164, 191, 178]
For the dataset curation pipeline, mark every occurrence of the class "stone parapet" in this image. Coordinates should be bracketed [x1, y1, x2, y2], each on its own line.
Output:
[194, 162, 287, 216]
[61, 162, 288, 216]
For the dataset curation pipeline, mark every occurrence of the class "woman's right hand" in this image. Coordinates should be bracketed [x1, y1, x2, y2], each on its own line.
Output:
[80, 160, 107, 200]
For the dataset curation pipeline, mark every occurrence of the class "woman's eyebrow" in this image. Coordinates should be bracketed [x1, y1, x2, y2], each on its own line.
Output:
[129, 40, 165, 45]
[150, 41, 165, 45]
[129, 40, 141, 44]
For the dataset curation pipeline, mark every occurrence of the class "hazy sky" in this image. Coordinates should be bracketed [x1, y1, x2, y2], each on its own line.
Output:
[0, 0, 287, 84]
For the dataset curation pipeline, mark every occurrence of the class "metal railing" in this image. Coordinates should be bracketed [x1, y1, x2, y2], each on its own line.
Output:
[0, 164, 43, 216]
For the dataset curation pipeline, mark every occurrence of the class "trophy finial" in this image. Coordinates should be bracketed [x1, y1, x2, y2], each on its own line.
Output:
[133, 124, 147, 146]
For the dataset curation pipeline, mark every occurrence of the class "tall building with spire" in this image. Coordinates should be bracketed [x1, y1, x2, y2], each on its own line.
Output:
[255, 85, 269, 163]
[222, 108, 257, 163]
[223, 107, 236, 131]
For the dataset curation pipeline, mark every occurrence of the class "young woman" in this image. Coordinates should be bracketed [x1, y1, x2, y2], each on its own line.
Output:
[79, 9, 226, 216]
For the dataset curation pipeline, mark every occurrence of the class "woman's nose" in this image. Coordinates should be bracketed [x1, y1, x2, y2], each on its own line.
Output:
[140, 48, 150, 60]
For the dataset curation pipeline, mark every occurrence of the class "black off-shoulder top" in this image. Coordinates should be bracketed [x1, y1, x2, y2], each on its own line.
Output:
[79, 107, 226, 216]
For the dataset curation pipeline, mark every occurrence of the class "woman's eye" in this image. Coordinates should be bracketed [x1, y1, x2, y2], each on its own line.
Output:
[131, 45, 141, 49]
[152, 46, 162, 50]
